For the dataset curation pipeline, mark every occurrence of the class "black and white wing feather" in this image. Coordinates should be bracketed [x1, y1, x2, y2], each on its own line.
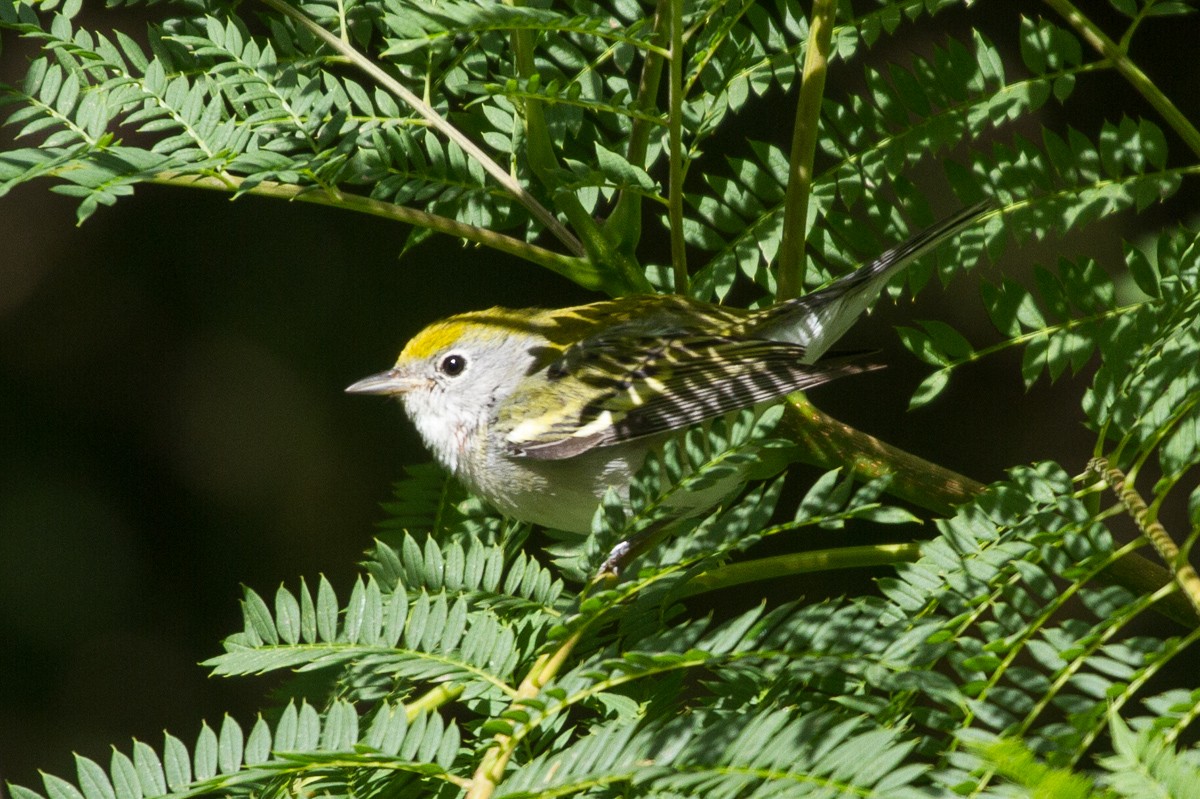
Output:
[505, 335, 876, 461]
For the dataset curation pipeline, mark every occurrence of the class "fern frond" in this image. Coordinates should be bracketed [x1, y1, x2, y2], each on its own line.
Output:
[872, 461, 1200, 793]
[375, 462, 475, 540]
[1099, 711, 1200, 799]
[906, 194, 1194, 410]
[8, 700, 465, 799]
[499, 707, 930, 799]
[1087, 226, 1200, 480]
[204, 539, 566, 713]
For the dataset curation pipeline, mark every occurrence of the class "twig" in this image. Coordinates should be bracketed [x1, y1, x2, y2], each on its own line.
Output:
[605, 0, 669, 253]
[405, 683, 467, 717]
[507, 3, 647, 293]
[465, 628, 585, 799]
[680, 543, 921, 596]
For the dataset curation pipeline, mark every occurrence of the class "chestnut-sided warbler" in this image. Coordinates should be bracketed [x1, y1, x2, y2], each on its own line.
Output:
[348, 204, 988, 533]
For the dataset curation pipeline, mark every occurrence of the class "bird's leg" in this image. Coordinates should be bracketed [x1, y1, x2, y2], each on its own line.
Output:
[594, 517, 675, 579]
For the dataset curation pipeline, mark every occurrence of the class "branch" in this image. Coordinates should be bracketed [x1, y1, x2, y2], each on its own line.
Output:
[775, 0, 835, 301]
[1088, 458, 1200, 620]
[257, 0, 588, 258]
[405, 683, 466, 717]
[681, 543, 921, 597]
[783, 395, 977, 516]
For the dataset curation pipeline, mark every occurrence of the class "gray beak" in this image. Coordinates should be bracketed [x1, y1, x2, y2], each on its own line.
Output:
[345, 369, 416, 396]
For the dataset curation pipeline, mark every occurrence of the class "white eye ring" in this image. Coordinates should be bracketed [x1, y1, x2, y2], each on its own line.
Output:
[439, 353, 467, 377]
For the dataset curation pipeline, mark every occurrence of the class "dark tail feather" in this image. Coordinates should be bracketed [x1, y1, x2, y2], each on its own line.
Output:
[753, 201, 994, 361]
[821, 199, 995, 296]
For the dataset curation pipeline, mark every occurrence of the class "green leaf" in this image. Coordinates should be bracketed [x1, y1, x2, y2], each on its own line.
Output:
[161, 733, 190, 791]
[909, 369, 951, 410]
[275, 584, 301, 645]
[241, 588, 277, 646]
[132, 741, 164, 796]
[40, 775, 84, 799]
[71, 756, 113, 799]
[244, 717, 271, 765]
[919, 320, 973, 361]
[107, 752, 139, 799]
[982, 278, 1046, 335]
[896, 326, 947, 366]
[316, 576, 338, 642]
[217, 716, 243, 775]
[192, 724, 217, 782]
[594, 143, 655, 191]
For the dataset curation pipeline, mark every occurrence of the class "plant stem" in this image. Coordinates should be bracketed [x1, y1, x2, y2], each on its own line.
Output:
[783, 395, 977, 516]
[606, 0, 669, 256]
[257, 0, 587, 258]
[681, 543, 921, 596]
[776, 0, 835, 301]
[150, 172, 608, 289]
[405, 683, 466, 717]
[507, 2, 648, 293]
[785, 396, 1197, 629]
[466, 628, 585, 799]
[667, 0, 688, 294]
[1044, 0, 1200, 160]
[1088, 458, 1200, 620]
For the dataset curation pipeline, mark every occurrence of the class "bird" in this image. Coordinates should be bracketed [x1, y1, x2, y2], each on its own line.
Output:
[347, 203, 990, 534]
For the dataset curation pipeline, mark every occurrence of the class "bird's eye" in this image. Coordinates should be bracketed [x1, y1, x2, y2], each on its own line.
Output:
[439, 353, 467, 377]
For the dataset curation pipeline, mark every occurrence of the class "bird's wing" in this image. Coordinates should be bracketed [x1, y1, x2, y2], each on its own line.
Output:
[504, 334, 877, 460]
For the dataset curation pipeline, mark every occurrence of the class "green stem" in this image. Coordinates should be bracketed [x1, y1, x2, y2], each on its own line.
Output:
[465, 628, 585, 799]
[606, 0, 669, 255]
[508, 3, 649, 294]
[917, 299, 1147, 394]
[776, 0, 835, 301]
[1089, 458, 1200, 620]
[507, 5, 616, 269]
[681, 543, 921, 597]
[151, 172, 606, 289]
[257, 0, 587, 258]
[1044, 0, 1200, 160]
[680, 0, 755, 98]
[666, 0, 688, 294]
[405, 683, 466, 718]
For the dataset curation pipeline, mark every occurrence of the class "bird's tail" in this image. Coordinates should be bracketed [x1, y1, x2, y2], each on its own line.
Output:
[754, 200, 994, 362]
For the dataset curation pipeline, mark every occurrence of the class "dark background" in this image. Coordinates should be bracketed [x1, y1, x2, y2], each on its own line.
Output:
[1, 2, 1195, 791]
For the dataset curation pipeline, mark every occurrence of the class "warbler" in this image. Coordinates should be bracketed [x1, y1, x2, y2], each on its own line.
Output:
[348, 204, 989, 533]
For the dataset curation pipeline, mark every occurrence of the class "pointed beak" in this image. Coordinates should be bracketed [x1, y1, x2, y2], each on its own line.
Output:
[345, 369, 418, 396]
